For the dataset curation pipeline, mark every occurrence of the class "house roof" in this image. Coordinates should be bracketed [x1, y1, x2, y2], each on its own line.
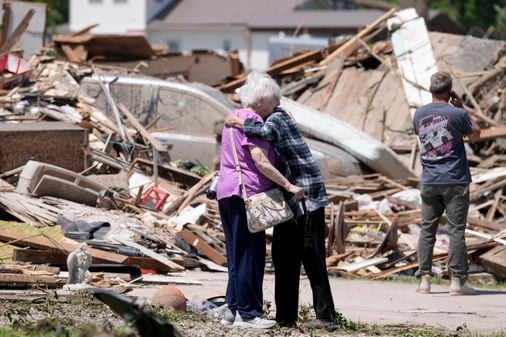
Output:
[149, 0, 384, 31]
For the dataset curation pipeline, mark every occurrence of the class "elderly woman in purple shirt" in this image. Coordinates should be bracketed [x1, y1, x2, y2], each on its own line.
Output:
[216, 72, 303, 329]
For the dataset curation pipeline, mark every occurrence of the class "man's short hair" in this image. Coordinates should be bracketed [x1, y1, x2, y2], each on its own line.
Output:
[430, 72, 452, 94]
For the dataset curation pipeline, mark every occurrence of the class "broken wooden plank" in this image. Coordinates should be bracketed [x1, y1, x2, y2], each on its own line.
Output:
[130, 158, 202, 187]
[12, 248, 178, 274]
[338, 257, 388, 273]
[0, 229, 127, 264]
[219, 49, 326, 92]
[60, 44, 83, 63]
[320, 8, 396, 66]
[0, 1, 11, 47]
[473, 126, 506, 142]
[117, 103, 170, 161]
[480, 245, 506, 279]
[114, 237, 184, 272]
[177, 229, 227, 266]
[0, 9, 35, 53]
[465, 229, 506, 246]
[0, 273, 66, 288]
[447, 66, 498, 127]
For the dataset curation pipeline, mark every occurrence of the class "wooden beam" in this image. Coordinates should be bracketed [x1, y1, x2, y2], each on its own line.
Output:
[0, 229, 127, 264]
[13, 248, 179, 274]
[320, 8, 397, 66]
[114, 237, 184, 272]
[60, 44, 82, 63]
[0, 273, 66, 288]
[473, 126, 506, 142]
[70, 23, 99, 37]
[177, 229, 227, 266]
[0, 1, 11, 47]
[447, 66, 499, 127]
[0, 9, 35, 53]
[117, 103, 170, 161]
[219, 49, 325, 92]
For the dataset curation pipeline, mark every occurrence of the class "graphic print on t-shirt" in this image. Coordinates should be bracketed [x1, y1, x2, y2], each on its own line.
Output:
[418, 115, 453, 158]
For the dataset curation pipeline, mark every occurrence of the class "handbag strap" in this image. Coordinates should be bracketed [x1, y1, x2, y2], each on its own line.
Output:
[228, 127, 249, 202]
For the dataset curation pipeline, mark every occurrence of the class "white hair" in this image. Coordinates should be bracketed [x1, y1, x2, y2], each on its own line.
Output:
[239, 71, 281, 108]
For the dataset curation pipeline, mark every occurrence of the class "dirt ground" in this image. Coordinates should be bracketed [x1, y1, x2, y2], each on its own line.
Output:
[0, 271, 505, 337]
[129, 270, 506, 334]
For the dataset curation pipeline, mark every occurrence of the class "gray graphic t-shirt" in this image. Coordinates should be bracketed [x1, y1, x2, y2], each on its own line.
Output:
[413, 103, 474, 184]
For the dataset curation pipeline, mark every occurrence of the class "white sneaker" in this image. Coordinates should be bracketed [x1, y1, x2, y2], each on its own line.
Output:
[416, 274, 431, 294]
[450, 276, 475, 296]
[219, 307, 235, 326]
[233, 313, 276, 329]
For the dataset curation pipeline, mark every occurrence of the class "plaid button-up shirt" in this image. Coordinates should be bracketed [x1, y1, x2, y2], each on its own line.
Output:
[244, 107, 328, 217]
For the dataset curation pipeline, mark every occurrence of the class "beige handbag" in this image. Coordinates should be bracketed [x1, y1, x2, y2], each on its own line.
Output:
[229, 128, 294, 233]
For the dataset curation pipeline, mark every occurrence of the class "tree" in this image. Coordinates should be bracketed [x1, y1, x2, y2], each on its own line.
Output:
[21, 0, 68, 28]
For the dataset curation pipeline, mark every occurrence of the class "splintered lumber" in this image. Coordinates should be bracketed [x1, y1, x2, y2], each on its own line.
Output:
[447, 66, 498, 126]
[117, 103, 170, 161]
[480, 246, 506, 279]
[474, 126, 506, 142]
[70, 23, 99, 37]
[371, 241, 497, 280]
[0, 1, 11, 46]
[465, 229, 506, 246]
[305, 57, 345, 111]
[0, 264, 59, 275]
[163, 171, 216, 215]
[320, 8, 396, 66]
[13, 249, 178, 274]
[219, 49, 325, 92]
[468, 216, 505, 232]
[114, 237, 184, 272]
[177, 229, 227, 266]
[0, 9, 35, 53]
[0, 229, 127, 264]
[338, 257, 388, 273]
[130, 158, 202, 187]
[0, 273, 66, 288]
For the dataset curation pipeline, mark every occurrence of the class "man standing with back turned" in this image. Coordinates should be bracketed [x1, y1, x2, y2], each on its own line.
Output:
[414, 71, 481, 295]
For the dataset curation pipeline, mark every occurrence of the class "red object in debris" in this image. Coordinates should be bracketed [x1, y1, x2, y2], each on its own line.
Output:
[0, 52, 32, 89]
[139, 186, 170, 211]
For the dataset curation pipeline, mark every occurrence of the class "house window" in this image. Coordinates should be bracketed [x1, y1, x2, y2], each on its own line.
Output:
[89, 0, 102, 4]
[223, 39, 231, 52]
[167, 40, 180, 51]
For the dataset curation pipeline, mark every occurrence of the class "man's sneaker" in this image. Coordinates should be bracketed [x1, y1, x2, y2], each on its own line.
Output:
[303, 319, 338, 332]
[233, 314, 276, 329]
[219, 307, 235, 326]
[416, 274, 431, 294]
[449, 276, 475, 296]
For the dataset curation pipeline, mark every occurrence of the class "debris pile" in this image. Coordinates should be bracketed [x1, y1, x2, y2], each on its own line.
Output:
[0, 5, 504, 292]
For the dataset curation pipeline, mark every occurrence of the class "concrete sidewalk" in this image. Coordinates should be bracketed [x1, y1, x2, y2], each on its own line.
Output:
[131, 270, 506, 333]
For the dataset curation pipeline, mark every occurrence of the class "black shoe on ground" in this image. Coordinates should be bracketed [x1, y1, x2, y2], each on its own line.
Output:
[277, 320, 296, 328]
[303, 319, 338, 332]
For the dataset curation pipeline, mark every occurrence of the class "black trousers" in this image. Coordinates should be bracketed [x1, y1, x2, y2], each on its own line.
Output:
[272, 207, 336, 323]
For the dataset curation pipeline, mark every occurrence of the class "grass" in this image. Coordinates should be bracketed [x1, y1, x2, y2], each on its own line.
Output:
[0, 293, 504, 337]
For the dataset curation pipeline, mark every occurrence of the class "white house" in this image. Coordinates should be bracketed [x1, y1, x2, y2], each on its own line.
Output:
[69, 0, 173, 35]
[147, 0, 384, 70]
[68, 0, 463, 70]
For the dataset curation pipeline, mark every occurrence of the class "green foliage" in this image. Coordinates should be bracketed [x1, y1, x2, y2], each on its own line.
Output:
[17, 0, 68, 28]
[495, 4, 506, 39]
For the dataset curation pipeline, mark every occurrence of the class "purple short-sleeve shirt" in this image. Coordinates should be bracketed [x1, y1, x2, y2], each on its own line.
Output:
[216, 109, 276, 200]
